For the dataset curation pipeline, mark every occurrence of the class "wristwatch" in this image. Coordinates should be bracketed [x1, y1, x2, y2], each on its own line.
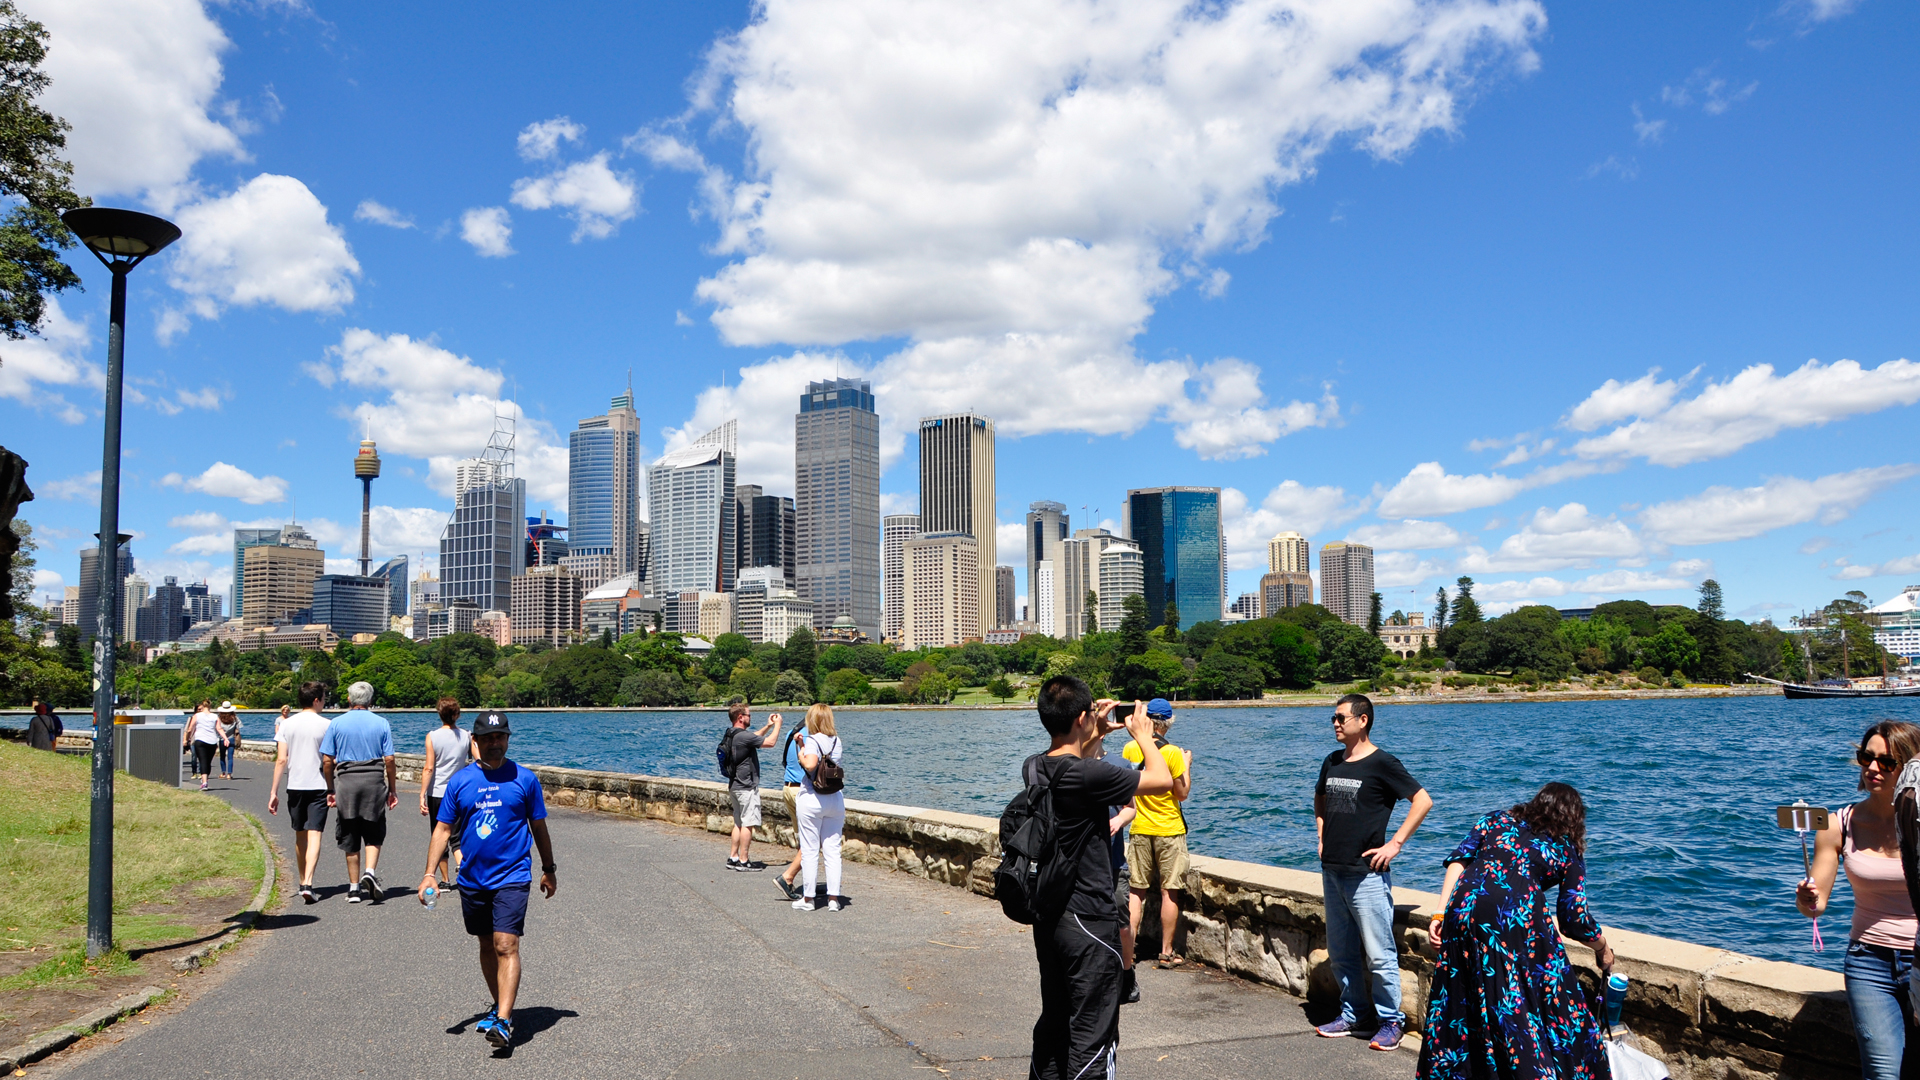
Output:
[542, 864, 557, 874]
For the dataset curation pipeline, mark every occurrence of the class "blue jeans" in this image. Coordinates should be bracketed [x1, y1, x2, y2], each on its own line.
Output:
[1845, 941, 1920, 1080]
[218, 741, 237, 775]
[1323, 869, 1402, 1028]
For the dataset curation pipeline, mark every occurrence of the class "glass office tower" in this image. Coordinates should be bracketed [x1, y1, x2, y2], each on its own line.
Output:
[1123, 487, 1226, 630]
[795, 378, 881, 639]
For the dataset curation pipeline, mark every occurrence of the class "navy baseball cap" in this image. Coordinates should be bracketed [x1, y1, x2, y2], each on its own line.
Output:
[1146, 698, 1174, 720]
[473, 711, 511, 735]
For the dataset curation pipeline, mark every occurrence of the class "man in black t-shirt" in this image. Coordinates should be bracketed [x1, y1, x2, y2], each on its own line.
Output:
[1312, 693, 1433, 1053]
[1024, 677, 1172, 1080]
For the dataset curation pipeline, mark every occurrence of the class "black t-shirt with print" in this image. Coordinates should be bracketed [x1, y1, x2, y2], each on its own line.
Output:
[1026, 753, 1141, 919]
[1316, 748, 1422, 873]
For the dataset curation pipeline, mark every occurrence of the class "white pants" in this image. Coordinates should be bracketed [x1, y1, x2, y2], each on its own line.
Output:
[797, 790, 845, 898]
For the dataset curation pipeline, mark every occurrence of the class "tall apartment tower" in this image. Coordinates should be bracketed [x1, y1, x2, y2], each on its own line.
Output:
[241, 537, 326, 629]
[230, 527, 279, 618]
[1123, 487, 1225, 630]
[511, 564, 582, 646]
[1096, 538, 1145, 632]
[441, 446, 528, 616]
[735, 484, 796, 585]
[1268, 532, 1309, 574]
[882, 513, 921, 643]
[76, 543, 135, 643]
[994, 565, 1016, 629]
[647, 422, 737, 630]
[1319, 541, 1376, 626]
[121, 576, 150, 641]
[1261, 530, 1314, 615]
[795, 378, 881, 639]
[901, 531, 980, 649]
[1025, 501, 1069, 636]
[569, 388, 643, 578]
[919, 413, 995, 631]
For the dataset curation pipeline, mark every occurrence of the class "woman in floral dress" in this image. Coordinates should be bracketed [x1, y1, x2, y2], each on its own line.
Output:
[1418, 782, 1615, 1080]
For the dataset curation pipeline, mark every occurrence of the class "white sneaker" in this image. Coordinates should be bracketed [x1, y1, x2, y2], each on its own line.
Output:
[827, 898, 843, 912]
[792, 897, 813, 911]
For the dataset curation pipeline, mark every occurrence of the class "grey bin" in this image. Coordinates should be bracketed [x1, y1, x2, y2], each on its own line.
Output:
[114, 721, 186, 787]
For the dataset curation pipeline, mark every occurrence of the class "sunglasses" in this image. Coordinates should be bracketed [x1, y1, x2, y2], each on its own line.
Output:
[1858, 750, 1899, 771]
[1331, 713, 1364, 725]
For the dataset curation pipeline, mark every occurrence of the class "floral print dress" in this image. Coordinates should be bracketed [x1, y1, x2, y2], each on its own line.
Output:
[1417, 810, 1610, 1080]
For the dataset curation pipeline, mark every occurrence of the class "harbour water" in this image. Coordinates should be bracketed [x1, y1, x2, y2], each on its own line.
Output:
[29, 695, 1915, 971]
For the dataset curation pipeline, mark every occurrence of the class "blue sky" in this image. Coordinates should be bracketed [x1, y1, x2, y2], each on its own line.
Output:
[6, 0, 1917, 625]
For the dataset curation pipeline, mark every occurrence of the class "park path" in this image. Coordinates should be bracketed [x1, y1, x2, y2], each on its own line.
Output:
[53, 759, 1414, 1080]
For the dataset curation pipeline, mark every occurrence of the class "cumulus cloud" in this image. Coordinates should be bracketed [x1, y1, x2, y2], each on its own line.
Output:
[311, 328, 569, 502]
[354, 200, 416, 229]
[517, 117, 585, 161]
[159, 462, 289, 504]
[461, 207, 514, 257]
[1640, 466, 1919, 545]
[35, 0, 246, 203]
[168, 507, 451, 567]
[1376, 462, 1527, 518]
[1834, 553, 1920, 582]
[996, 521, 1028, 570]
[164, 174, 359, 335]
[41, 471, 102, 501]
[643, 0, 1544, 461]
[1374, 550, 1452, 589]
[1221, 481, 1369, 571]
[1347, 519, 1467, 551]
[1461, 503, 1643, 573]
[1166, 367, 1339, 461]
[1569, 360, 1920, 467]
[510, 153, 638, 240]
[1660, 69, 1757, 116]
[1474, 564, 1704, 611]
[0, 299, 96, 423]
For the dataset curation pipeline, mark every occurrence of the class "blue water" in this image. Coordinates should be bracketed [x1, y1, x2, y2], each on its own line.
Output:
[22, 696, 1911, 970]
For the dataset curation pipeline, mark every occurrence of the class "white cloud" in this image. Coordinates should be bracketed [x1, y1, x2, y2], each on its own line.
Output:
[1374, 550, 1452, 589]
[41, 471, 102, 501]
[1640, 466, 1919, 545]
[1801, 0, 1862, 21]
[1347, 519, 1465, 550]
[35, 0, 246, 203]
[1661, 70, 1757, 116]
[31, 568, 63, 592]
[996, 521, 1028, 569]
[1569, 360, 1920, 467]
[1475, 564, 1703, 611]
[1834, 553, 1920, 581]
[1800, 536, 1834, 555]
[1221, 481, 1368, 571]
[1462, 503, 1643, 572]
[644, 0, 1544, 462]
[354, 200, 416, 229]
[1165, 366, 1339, 461]
[159, 462, 288, 504]
[510, 153, 639, 240]
[313, 328, 569, 502]
[167, 507, 449, 565]
[1377, 462, 1527, 518]
[0, 298, 96, 423]
[1631, 104, 1665, 145]
[461, 207, 514, 257]
[517, 117, 585, 161]
[165, 174, 359, 334]
[880, 492, 917, 517]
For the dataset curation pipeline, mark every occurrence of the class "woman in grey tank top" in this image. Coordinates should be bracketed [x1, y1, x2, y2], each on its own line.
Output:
[419, 697, 476, 887]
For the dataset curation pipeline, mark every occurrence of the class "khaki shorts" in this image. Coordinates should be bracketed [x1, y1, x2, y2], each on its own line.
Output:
[1128, 833, 1189, 892]
[730, 788, 762, 828]
[782, 784, 799, 829]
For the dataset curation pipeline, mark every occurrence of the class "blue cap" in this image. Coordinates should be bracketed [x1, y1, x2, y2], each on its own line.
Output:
[1146, 698, 1173, 719]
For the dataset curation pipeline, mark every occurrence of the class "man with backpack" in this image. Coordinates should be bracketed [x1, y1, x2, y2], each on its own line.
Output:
[718, 700, 781, 871]
[1001, 676, 1173, 1080]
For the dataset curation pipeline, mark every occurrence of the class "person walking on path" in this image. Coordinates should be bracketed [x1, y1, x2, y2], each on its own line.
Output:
[419, 697, 476, 890]
[793, 704, 847, 912]
[721, 700, 781, 871]
[183, 701, 226, 790]
[268, 682, 333, 904]
[1023, 677, 1172, 1080]
[1122, 697, 1192, 971]
[776, 719, 809, 900]
[418, 711, 557, 1050]
[274, 704, 290, 738]
[1418, 782, 1613, 1080]
[216, 705, 243, 779]
[26, 701, 57, 751]
[320, 681, 398, 904]
[1314, 692, 1434, 1052]
[1797, 720, 1920, 1080]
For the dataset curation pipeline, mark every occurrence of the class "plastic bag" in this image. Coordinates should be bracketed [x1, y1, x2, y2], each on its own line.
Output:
[1606, 1032, 1671, 1080]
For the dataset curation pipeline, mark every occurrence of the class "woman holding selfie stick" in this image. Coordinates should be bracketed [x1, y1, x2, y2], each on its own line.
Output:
[1796, 720, 1920, 1080]
[1417, 782, 1612, 1080]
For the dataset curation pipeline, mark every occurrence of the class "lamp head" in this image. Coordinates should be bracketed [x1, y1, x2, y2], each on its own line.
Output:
[60, 207, 181, 270]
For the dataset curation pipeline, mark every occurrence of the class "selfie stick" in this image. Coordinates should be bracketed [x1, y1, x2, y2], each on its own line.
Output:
[1789, 800, 1824, 953]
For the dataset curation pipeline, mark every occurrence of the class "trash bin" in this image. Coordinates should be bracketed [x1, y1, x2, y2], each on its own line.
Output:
[113, 710, 186, 787]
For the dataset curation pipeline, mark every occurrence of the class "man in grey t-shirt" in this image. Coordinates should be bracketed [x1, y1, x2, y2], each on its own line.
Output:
[723, 699, 781, 871]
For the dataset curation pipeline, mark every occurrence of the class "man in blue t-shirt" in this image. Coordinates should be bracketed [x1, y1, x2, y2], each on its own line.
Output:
[418, 711, 556, 1050]
[319, 680, 397, 903]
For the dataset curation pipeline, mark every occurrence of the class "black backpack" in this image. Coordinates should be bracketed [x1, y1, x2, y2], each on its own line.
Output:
[716, 728, 738, 779]
[996, 754, 1074, 925]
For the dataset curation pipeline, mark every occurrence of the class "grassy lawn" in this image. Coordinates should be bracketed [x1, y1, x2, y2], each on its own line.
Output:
[0, 741, 261, 991]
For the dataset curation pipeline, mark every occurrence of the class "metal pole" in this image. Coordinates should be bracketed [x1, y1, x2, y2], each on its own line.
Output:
[86, 266, 129, 959]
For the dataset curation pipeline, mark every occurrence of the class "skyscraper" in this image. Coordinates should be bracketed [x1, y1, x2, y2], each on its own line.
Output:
[231, 527, 279, 618]
[75, 543, 133, 643]
[1268, 532, 1310, 574]
[526, 513, 569, 567]
[1025, 500, 1068, 635]
[510, 564, 582, 646]
[795, 378, 881, 639]
[882, 513, 920, 643]
[1123, 487, 1225, 630]
[1262, 529, 1313, 614]
[441, 452, 527, 616]
[1319, 541, 1376, 626]
[122, 575, 150, 641]
[1096, 539, 1145, 632]
[312, 574, 391, 637]
[182, 581, 221, 626]
[242, 540, 326, 629]
[134, 576, 185, 643]
[995, 565, 1016, 629]
[902, 531, 980, 649]
[372, 555, 409, 617]
[569, 389, 643, 577]
[735, 484, 796, 584]
[647, 422, 736, 630]
[919, 413, 995, 631]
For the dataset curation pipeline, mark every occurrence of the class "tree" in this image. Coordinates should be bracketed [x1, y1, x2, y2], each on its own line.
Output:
[453, 662, 482, 708]
[1118, 594, 1150, 658]
[729, 665, 776, 703]
[1085, 590, 1099, 634]
[618, 669, 689, 707]
[545, 644, 631, 706]
[780, 626, 818, 691]
[1450, 577, 1482, 625]
[1317, 621, 1387, 683]
[1432, 587, 1449, 633]
[1697, 579, 1725, 622]
[1189, 650, 1265, 700]
[7, 518, 34, 626]
[1162, 601, 1181, 640]
[817, 668, 865, 704]
[705, 632, 753, 682]
[985, 675, 1014, 701]
[1367, 592, 1384, 634]
[0, 5, 86, 340]
[1488, 607, 1573, 678]
[1641, 622, 1701, 676]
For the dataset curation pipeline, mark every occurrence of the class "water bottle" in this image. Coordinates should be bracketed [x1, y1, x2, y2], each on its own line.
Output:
[1604, 973, 1629, 1028]
[423, 885, 437, 911]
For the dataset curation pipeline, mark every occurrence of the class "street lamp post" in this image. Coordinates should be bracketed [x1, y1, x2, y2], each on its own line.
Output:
[61, 207, 180, 960]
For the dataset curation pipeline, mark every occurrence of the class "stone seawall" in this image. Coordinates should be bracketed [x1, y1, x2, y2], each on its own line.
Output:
[238, 743, 1849, 1079]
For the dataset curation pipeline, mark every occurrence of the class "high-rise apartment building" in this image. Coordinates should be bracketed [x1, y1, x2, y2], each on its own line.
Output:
[1319, 541, 1376, 626]
[568, 389, 644, 577]
[241, 538, 326, 629]
[76, 543, 135, 642]
[735, 566, 813, 645]
[1025, 500, 1068, 635]
[882, 514, 920, 643]
[1268, 532, 1310, 574]
[410, 572, 439, 615]
[510, 565, 582, 646]
[312, 574, 392, 637]
[231, 527, 279, 619]
[901, 531, 980, 649]
[995, 565, 1016, 629]
[1123, 487, 1225, 630]
[581, 574, 658, 640]
[558, 550, 616, 595]
[526, 513, 569, 567]
[795, 378, 881, 639]
[919, 413, 995, 632]
[1261, 571, 1313, 614]
[1096, 539, 1145, 632]
[441, 457, 527, 615]
[372, 555, 409, 616]
[647, 422, 737, 631]
[1230, 592, 1262, 620]
[122, 575, 150, 641]
[735, 484, 796, 585]
[61, 585, 79, 625]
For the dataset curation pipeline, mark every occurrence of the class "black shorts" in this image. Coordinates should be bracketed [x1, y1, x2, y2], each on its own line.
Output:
[461, 884, 530, 938]
[286, 789, 329, 832]
[335, 813, 388, 854]
[426, 795, 460, 850]
[191, 742, 217, 776]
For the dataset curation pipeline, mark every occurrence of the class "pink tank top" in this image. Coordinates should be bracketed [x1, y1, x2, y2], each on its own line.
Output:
[1843, 805, 1919, 950]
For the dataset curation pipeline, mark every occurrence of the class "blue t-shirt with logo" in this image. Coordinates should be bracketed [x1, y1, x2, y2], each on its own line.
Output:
[438, 760, 547, 892]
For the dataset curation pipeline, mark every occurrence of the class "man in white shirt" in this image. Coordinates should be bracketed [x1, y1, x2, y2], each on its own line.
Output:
[269, 682, 334, 904]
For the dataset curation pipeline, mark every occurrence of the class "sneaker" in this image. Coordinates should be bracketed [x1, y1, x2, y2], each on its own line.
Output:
[826, 897, 843, 912]
[300, 885, 317, 905]
[474, 1003, 498, 1034]
[792, 897, 814, 911]
[726, 858, 743, 871]
[486, 1016, 513, 1048]
[1315, 1018, 1358, 1038]
[777, 876, 802, 900]
[347, 886, 362, 904]
[1369, 1022, 1403, 1052]
[361, 870, 383, 904]
[1121, 968, 1140, 1005]
[740, 860, 766, 872]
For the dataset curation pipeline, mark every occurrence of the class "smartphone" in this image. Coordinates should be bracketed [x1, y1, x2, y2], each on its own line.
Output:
[1776, 805, 1830, 832]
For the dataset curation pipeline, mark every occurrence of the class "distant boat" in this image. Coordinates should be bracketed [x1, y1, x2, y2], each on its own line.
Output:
[1748, 675, 1920, 699]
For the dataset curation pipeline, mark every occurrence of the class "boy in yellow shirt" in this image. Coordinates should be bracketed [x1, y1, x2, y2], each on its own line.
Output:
[1122, 698, 1192, 967]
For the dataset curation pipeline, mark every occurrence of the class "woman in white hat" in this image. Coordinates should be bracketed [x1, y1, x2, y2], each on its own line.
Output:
[216, 703, 244, 779]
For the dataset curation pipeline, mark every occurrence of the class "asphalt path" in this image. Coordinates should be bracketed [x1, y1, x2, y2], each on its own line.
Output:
[57, 758, 1415, 1080]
